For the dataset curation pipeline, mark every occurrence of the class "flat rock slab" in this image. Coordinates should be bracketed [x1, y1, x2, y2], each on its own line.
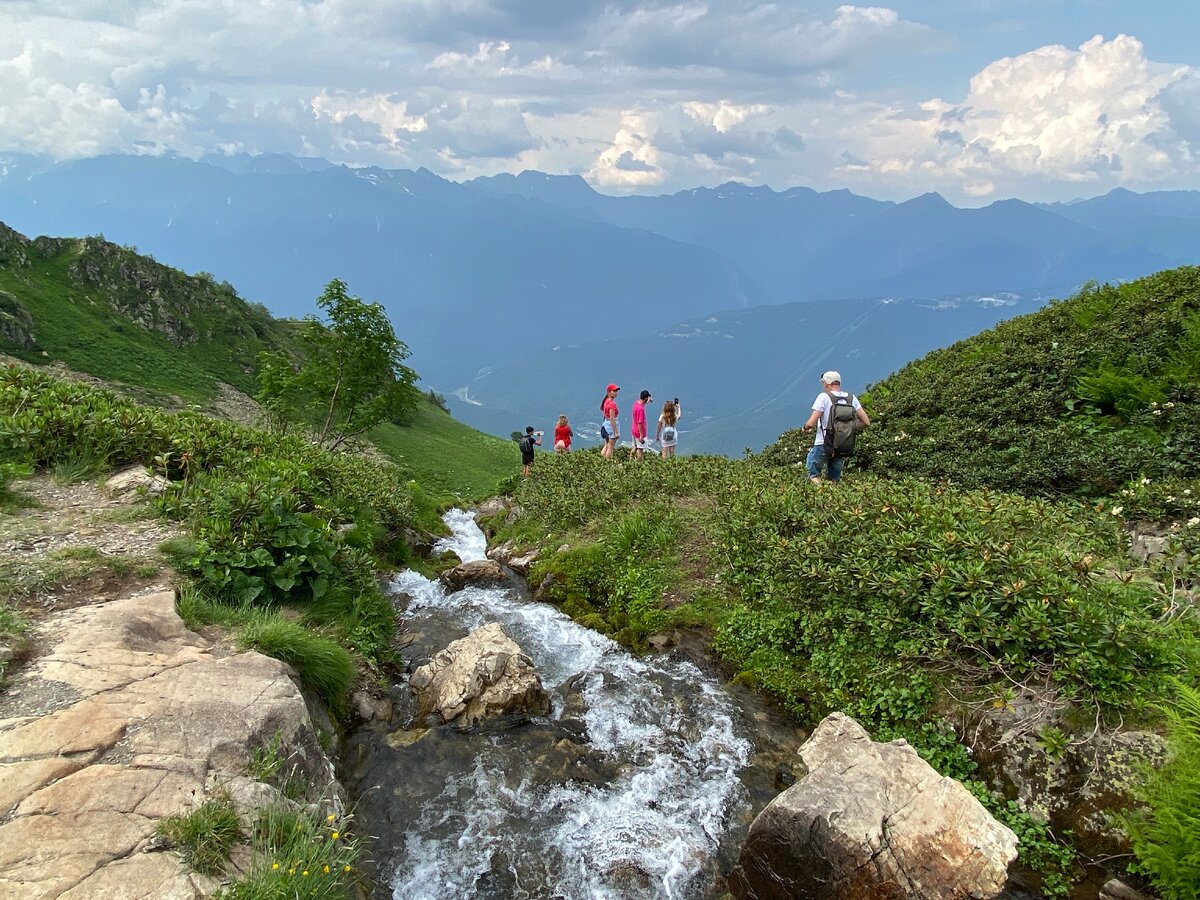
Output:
[0, 588, 319, 899]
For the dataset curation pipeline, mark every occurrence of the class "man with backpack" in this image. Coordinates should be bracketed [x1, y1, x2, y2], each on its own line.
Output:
[800, 370, 869, 484]
[519, 426, 542, 477]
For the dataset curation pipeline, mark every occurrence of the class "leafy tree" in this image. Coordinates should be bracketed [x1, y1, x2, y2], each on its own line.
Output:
[257, 279, 417, 449]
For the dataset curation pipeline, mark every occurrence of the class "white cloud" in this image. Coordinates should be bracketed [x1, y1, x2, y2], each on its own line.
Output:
[587, 112, 666, 189]
[830, 34, 1196, 199]
[682, 100, 769, 133]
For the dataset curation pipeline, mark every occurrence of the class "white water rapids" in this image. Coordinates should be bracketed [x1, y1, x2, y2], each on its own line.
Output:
[384, 508, 754, 899]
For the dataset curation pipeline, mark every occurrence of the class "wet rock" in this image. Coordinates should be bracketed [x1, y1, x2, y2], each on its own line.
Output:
[103, 464, 169, 498]
[386, 727, 429, 750]
[353, 689, 392, 724]
[730, 712, 1016, 900]
[647, 632, 676, 651]
[409, 622, 550, 727]
[533, 572, 558, 600]
[1099, 878, 1152, 900]
[439, 558, 508, 591]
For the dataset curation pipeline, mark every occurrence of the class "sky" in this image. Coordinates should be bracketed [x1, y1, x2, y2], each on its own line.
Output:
[1, 0, 1197, 204]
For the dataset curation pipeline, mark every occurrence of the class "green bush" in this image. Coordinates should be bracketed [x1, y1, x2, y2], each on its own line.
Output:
[710, 472, 1188, 720]
[1127, 681, 1200, 899]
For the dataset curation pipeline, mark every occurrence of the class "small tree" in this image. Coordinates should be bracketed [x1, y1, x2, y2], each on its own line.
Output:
[257, 279, 417, 450]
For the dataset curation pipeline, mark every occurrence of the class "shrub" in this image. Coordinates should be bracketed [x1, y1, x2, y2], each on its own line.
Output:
[1126, 681, 1200, 899]
[710, 472, 1188, 720]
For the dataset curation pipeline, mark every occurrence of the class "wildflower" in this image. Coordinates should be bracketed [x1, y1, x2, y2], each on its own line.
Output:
[1188, 517, 1200, 528]
[344, 865, 352, 872]
[1186, 489, 1192, 495]
[303, 870, 310, 877]
[1166, 401, 1175, 408]
[1111, 506, 1123, 515]
[1153, 409, 1163, 416]
[272, 863, 279, 871]
[327, 814, 336, 823]
[324, 865, 331, 874]
[289, 869, 296, 876]
[331, 831, 340, 840]
[1142, 477, 1151, 485]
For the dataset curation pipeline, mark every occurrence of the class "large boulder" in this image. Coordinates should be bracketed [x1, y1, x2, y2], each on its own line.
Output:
[439, 558, 508, 591]
[409, 623, 550, 727]
[730, 712, 1017, 900]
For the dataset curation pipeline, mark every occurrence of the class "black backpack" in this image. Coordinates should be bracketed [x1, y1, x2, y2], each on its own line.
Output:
[519, 434, 535, 454]
[823, 393, 859, 459]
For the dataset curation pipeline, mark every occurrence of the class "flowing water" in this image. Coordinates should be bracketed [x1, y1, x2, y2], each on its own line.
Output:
[350, 509, 764, 900]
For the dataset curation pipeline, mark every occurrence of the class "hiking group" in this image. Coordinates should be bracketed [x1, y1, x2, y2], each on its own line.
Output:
[600, 384, 682, 460]
[519, 369, 865, 482]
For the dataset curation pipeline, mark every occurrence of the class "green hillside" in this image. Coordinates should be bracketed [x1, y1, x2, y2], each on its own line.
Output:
[0, 221, 514, 500]
[779, 266, 1200, 496]
[0, 222, 300, 403]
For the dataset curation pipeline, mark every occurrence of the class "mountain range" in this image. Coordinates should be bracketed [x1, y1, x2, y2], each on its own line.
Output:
[2, 152, 1198, 452]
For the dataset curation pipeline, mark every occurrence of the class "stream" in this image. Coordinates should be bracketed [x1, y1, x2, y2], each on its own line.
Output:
[344, 508, 793, 900]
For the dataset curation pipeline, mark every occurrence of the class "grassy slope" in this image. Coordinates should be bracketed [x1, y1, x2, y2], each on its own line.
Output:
[371, 405, 517, 501]
[837, 266, 1200, 495]
[0, 223, 513, 500]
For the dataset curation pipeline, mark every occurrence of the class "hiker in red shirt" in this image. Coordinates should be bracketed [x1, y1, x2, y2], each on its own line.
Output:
[632, 389, 652, 459]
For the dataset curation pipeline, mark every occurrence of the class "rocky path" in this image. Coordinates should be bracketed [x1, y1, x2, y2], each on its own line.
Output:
[0, 476, 332, 899]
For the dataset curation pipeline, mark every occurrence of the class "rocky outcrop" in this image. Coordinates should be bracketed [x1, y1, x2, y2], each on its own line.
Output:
[0, 290, 35, 349]
[968, 692, 1168, 859]
[439, 558, 509, 591]
[409, 623, 550, 727]
[0, 588, 340, 899]
[730, 712, 1017, 900]
[104, 464, 170, 498]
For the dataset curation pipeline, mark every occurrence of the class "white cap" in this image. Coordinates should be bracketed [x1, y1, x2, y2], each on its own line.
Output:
[821, 370, 842, 384]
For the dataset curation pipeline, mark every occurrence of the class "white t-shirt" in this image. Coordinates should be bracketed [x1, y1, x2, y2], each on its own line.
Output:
[811, 390, 861, 446]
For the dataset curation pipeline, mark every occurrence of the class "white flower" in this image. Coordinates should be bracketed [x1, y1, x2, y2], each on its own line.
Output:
[1166, 401, 1175, 408]
[1142, 477, 1152, 485]
[1188, 517, 1200, 528]
[1185, 489, 1192, 496]
[1153, 409, 1163, 416]
[1111, 506, 1124, 515]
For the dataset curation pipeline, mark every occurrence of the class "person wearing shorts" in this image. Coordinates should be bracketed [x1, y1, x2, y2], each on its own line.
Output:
[600, 383, 620, 458]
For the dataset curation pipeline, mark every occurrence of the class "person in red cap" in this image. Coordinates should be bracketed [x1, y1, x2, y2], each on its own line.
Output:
[600, 383, 620, 458]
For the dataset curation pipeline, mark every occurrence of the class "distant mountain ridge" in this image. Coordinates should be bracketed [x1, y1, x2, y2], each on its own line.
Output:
[2, 152, 1198, 453]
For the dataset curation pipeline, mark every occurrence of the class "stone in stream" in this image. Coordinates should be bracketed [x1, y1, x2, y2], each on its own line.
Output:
[438, 558, 508, 591]
[409, 622, 550, 727]
[729, 712, 1017, 900]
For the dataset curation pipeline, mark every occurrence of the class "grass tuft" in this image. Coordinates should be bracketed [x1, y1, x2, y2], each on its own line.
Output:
[158, 792, 242, 875]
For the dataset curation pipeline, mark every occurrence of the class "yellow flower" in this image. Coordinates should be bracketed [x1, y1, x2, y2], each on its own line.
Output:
[344, 865, 352, 872]
[272, 863, 279, 871]
[288, 869, 296, 876]
[331, 831, 340, 840]
[303, 870, 310, 877]
[327, 813, 336, 822]
[324, 865, 331, 874]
